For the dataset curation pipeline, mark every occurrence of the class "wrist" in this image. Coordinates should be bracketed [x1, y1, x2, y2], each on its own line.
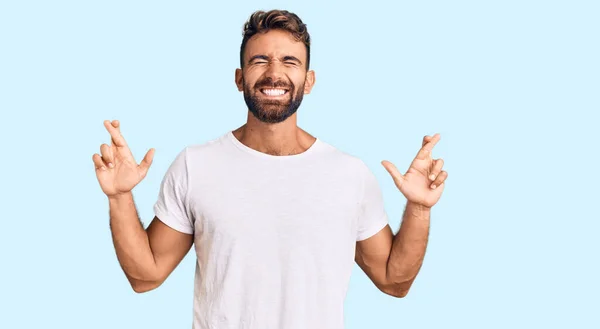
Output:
[108, 191, 133, 204]
[406, 201, 432, 213]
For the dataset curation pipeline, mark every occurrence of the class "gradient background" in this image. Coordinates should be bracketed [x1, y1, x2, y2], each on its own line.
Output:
[1, 0, 598, 328]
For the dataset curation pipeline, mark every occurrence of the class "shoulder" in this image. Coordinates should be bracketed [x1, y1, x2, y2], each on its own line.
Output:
[315, 139, 373, 177]
[160, 133, 231, 176]
[178, 132, 232, 162]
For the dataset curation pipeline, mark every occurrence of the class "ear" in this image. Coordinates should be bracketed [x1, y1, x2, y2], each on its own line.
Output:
[303, 70, 316, 94]
[235, 68, 243, 91]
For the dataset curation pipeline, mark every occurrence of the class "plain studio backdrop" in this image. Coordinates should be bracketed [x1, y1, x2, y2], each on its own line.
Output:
[0, 1, 598, 328]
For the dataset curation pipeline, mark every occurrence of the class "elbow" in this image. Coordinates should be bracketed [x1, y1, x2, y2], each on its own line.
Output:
[132, 286, 154, 294]
[381, 284, 410, 298]
[380, 276, 415, 298]
[131, 280, 161, 293]
[132, 285, 148, 294]
[131, 283, 155, 293]
[382, 284, 411, 298]
[127, 275, 163, 294]
[389, 288, 410, 298]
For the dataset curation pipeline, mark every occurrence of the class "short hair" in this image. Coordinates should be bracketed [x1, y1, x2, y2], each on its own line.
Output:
[240, 10, 311, 70]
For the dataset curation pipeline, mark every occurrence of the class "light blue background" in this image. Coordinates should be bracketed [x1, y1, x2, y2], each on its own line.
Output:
[1, 0, 598, 328]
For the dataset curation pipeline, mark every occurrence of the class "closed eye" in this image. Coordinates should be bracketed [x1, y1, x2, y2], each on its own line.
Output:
[283, 56, 302, 66]
[249, 55, 270, 65]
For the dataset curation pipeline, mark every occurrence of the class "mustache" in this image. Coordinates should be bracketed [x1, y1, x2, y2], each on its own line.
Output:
[253, 77, 293, 90]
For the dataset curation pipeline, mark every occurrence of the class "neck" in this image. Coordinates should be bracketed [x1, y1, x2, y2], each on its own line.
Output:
[232, 112, 316, 156]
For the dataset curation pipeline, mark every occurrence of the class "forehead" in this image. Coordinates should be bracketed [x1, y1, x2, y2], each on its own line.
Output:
[244, 29, 307, 61]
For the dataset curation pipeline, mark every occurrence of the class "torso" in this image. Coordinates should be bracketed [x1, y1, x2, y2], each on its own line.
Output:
[185, 131, 370, 329]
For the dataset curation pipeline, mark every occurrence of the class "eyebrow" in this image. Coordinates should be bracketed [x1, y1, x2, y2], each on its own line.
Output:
[248, 55, 303, 65]
[282, 56, 302, 64]
[249, 55, 269, 63]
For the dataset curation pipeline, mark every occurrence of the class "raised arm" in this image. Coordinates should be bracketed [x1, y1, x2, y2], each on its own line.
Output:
[93, 120, 193, 293]
[355, 203, 430, 298]
[355, 134, 448, 298]
[109, 194, 193, 293]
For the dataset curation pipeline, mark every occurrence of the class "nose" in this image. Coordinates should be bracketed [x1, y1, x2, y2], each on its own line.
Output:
[264, 61, 285, 80]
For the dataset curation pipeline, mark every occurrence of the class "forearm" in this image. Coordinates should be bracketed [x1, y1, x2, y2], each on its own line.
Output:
[109, 192, 159, 283]
[386, 201, 431, 285]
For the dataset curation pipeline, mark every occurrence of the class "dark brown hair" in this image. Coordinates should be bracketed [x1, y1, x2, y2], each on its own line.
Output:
[240, 10, 311, 69]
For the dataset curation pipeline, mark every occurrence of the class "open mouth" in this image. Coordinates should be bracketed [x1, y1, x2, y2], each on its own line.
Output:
[260, 88, 289, 97]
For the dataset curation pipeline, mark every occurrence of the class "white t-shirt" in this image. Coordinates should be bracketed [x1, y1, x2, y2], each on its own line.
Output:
[153, 131, 389, 329]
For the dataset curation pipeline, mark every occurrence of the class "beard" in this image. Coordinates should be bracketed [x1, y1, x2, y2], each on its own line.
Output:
[243, 77, 305, 124]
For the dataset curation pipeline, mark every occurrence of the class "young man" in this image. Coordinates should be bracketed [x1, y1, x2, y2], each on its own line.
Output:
[92, 9, 448, 329]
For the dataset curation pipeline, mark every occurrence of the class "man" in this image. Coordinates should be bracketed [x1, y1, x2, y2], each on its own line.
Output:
[92, 9, 448, 329]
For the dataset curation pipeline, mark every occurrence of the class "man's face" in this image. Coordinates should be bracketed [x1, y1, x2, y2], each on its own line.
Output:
[236, 29, 315, 124]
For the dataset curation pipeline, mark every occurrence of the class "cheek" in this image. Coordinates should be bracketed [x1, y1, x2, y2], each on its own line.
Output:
[290, 73, 306, 88]
[242, 69, 262, 87]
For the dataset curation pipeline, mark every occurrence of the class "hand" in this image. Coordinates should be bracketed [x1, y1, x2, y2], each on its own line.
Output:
[381, 133, 448, 208]
[92, 120, 155, 197]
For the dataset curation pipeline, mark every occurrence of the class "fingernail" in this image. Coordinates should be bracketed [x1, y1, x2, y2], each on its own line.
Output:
[102, 166, 107, 171]
[431, 184, 437, 189]
[429, 174, 436, 180]
[108, 163, 114, 168]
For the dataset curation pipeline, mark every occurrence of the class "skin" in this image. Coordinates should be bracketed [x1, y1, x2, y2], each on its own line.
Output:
[357, 134, 447, 297]
[93, 120, 192, 292]
[92, 29, 448, 296]
[233, 29, 316, 155]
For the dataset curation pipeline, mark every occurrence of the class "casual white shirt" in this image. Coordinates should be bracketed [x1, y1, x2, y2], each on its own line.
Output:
[153, 131, 389, 329]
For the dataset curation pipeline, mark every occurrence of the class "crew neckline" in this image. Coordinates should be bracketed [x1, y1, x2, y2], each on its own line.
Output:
[226, 130, 323, 160]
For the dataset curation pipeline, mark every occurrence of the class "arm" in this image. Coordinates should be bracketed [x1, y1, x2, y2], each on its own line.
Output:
[355, 202, 430, 298]
[109, 192, 193, 293]
[92, 120, 194, 293]
[356, 133, 447, 298]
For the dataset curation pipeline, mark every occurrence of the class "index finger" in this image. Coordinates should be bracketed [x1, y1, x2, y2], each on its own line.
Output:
[104, 120, 127, 147]
[415, 133, 440, 160]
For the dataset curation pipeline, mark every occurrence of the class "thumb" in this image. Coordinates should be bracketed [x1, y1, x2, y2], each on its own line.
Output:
[138, 148, 155, 177]
[381, 160, 404, 187]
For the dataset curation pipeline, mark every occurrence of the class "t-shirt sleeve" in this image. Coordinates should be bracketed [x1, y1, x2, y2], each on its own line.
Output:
[153, 147, 194, 235]
[356, 163, 389, 241]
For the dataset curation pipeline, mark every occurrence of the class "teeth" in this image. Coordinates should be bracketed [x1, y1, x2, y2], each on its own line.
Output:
[262, 89, 286, 96]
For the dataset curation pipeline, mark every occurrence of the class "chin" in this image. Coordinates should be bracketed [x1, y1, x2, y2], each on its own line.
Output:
[255, 113, 294, 124]
[244, 92, 303, 124]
